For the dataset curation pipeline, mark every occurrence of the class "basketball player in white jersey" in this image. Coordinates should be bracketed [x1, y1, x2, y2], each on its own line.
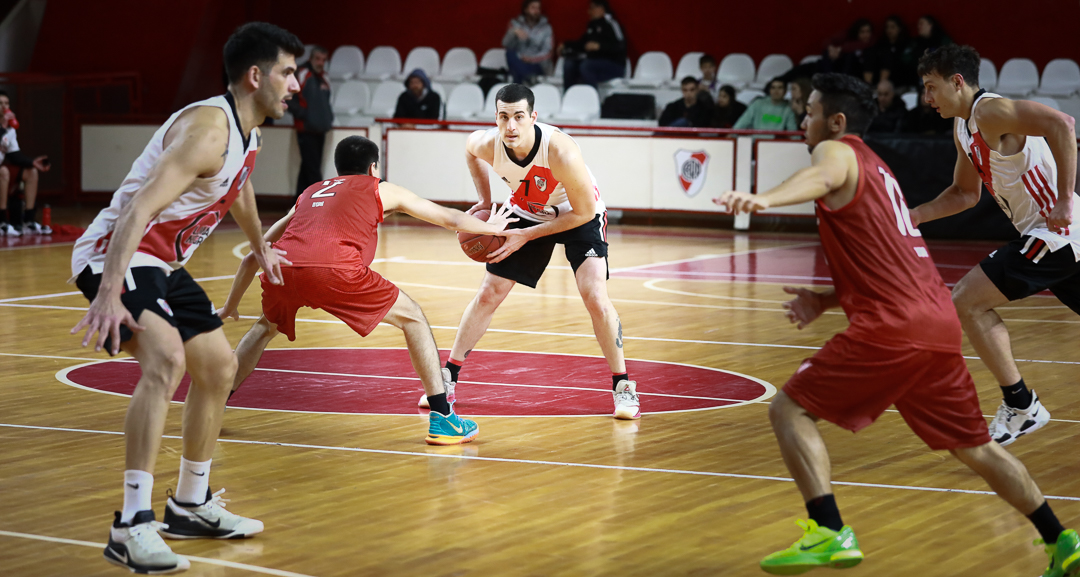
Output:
[425, 83, 640, 419]
[69, 23, 302, 573]
[910, 45, 1079, 447]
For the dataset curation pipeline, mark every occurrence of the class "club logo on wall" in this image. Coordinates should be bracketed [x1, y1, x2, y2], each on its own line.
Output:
[674, 150, 709, 197]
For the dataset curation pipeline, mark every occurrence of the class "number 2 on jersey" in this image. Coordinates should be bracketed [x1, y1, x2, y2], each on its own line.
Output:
[311, 179, 345, 198]
[878, 168, 921, 238]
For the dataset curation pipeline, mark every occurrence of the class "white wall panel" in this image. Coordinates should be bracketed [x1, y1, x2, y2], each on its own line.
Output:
[649, 138, 735, 212]
[755, 140, 814, 215]
[80, 125, 158, 191]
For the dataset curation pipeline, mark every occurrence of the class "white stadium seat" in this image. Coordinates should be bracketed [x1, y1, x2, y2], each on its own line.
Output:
[439, 47, 478, 81]
[627, 51, 672, 88]
[531, 83, 562, 120]
[480, 48, 508, 70]
[332, 81, 370, 115]
[1039, 59, 1080, 97]
[301, 44, 315, 66]
[673, 52, 705, 83]
[979, 59, 997, 91]
[800, 54, 821, 65]
[718, 53, 755, 88]
[364, 80, 405, 118]
[360, 46, 401, 80]
[735, 88, 764, 106]
[446, 83, 485, 120]
[429, 82, 447, 119]
[328, 45, 364, 81]
[401, 47, 440, 79]
[900, 91, 918, 110]
[996, 58, 1039, 96]
[483, 83, 509, 116]
[1029, 96, 1061, 111]
[543, 56, 565, 86]
[753, 54, 793, 89]
[551, 84, 601, 123]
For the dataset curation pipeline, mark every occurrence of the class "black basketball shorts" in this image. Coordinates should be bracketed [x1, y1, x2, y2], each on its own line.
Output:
[486, 213, 610, 289]
[979, 235, 1080, 314]
[75, 265, 223, 355]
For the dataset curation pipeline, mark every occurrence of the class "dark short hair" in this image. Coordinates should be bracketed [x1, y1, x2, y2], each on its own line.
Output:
[311, 45, 329, 55]
[680, 76, 699, 87]
[0, 90, 8, 99]
[811, 73, 878, 135]
[589, 0, 610, 11]
[768, 77, 786, 90]
[335, 136, 380, 176]
[495, 83, 535, 113]
[223, 22, 304, 85]
[699, 54, 717, 67]
[718, 85, 737, 100]
[917, 44, 980, 88]
[520, 0, 540, 14]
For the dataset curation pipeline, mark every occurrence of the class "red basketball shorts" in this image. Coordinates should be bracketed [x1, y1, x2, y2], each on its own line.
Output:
[782, 332, 991, 450]
[260, 266, 400, 341]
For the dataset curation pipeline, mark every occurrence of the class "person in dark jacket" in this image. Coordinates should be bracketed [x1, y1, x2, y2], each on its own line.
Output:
[869, 15, 915, 89]
[866, 79, 906, 133]
[710, 85, 746, 129]
[901, 83, 952, 135]
[393, 68, 442, 121]
[659, 77, 713, 127]
[287, 46, 334, 197]
[560, 0, 626, 89]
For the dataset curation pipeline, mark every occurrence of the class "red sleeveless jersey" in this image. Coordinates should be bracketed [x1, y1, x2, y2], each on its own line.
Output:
[274, 175, 383, 269]
[816, 135, 960, 353]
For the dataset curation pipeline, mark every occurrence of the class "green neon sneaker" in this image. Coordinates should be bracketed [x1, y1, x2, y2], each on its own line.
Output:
[425, 410, 478, 445]
[1040, 529, 1080, 577]
[760, 519, 863, 575]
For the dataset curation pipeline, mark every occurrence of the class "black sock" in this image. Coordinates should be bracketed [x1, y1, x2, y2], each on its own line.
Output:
[612, 373, 628, 391]
[1, 207, 7, 222]
[445, 360, 462, 383]
[1001, 378, 1033, 410]
[1029, 501, 1065, 544]
[806, 494, 844, 532]
[427, 392, 451, 416]
[24, 206, 36, 223]
[228, 390, 236, 400]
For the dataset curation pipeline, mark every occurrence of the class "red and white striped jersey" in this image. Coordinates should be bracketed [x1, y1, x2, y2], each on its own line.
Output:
[489, 122, 605, 223]
[71, 93, 258, 278]
[957, 91, 1080, 260]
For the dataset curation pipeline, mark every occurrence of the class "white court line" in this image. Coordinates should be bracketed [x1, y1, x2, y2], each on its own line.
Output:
[0, 273, 242, 304]
[2, 422, 1079, 502]
[610, 242, 822, 274]
[0, 529, 317, 577]
[0, 241, 76, 251]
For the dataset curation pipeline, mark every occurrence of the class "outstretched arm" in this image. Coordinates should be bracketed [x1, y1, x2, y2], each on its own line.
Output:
[908, 130, 983, 227]
[465, 130, 496, 214]
[218, 207, 295, 321]
[379, 181, 517, 235]
[715, 139, 854, 213]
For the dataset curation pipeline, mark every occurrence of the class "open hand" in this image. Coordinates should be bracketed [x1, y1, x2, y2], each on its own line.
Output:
[782, 287, 825, 330]
[714, 191, 769, 214]
[71, 294, 145, 354]
[487, 229, 530, 263]
[485, 202, 519, 231]
[251, 244, 291, 285]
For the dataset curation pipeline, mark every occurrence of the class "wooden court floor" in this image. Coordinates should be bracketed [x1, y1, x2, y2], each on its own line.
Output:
[1, 215, 1078, 576]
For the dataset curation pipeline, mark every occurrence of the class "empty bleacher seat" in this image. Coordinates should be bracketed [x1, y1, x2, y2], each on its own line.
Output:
[996, 58, 1039, 96]
[328, 45, 364, 80]
[430, 83, 448, 119]
[360, 47, 402, 80]
[673, 52, 705, 83]
[483, 83, 509, 117]
[753, 54, 793, 89]
[900, 92, 918, 110]
[543, 56, 565, 86]
[439, 47, 478, 81]
[401, 47, 440, 79]
[1029, 96, 1061, 111]
[1039, 59, 1080, 97]
[979, 59, 997, 91]
[532, 83, 562, 120]
[332, 81, 370, 115]
[365, 80, 405, 118]
[551, 84, 601, 123]
[446, 83, 485, 120]
[800, 54, 821, 65]
[301, 44, 315, 66]
[480, 48, 508, 70]
[627, 51, 673, 88]
[718, 53, 755, 88]
[735, 88, 764, 106]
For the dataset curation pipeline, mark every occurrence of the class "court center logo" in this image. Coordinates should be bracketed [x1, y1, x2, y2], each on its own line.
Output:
[674, 150, 709, 197]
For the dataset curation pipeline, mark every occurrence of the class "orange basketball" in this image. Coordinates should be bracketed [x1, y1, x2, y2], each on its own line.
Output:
[457, 210, 505, 262]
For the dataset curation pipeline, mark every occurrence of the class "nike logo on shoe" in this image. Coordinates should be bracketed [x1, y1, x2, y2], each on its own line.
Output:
[126, 483, 139, 489]
[191, 471, 206, 476]
[447, 419, 464, 434]
[800, 539, 830, 551]
[192, 512, 221, 528]
[109, 547, 128, 564]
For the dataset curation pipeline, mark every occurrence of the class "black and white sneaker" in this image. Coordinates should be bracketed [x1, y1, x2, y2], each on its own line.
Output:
[989, 390, 1051, 446]
[103, 510, 190, 574]
[160, 488, 263, 540]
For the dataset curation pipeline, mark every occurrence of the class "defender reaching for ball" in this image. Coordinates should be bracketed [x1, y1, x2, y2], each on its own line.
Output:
[218, 136, 519, 445]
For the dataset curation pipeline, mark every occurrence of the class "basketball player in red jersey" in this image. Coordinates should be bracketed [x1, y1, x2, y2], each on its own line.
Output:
[910, 45, 1078, 447]
[216, 136, 520, 444]
[437, 83, 640, 420]
[716, 74, 1078, 576]
[68, 23, 300, 574]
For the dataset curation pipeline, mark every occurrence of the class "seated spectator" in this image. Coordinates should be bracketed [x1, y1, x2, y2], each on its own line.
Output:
[503, 0, 554, 84]
[659, 77, 714, 127]
[844, 18, 876, 84]
[910, 15, 952, 59]
[0, 92, 51, 236]
[871, 15, 915, 89]
[788, 77, 812, 126]
[710, 85, 746, 129]
[783, 36, 855, 82]
[560, 0, 627, 89]
[698, 54, 720, 100]
[733, 78, 798, 131]
[393, 69, 441, 120]
[867, 79, 906, 133]
[901, 83, 953, 135]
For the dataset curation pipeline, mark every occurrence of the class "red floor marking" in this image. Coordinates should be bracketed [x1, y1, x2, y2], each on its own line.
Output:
[59, 348, 773, 417]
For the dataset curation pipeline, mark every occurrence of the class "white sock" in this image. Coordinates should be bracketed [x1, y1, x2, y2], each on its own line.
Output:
[175, 457, 211, 505]
[121, 470, 154, 524]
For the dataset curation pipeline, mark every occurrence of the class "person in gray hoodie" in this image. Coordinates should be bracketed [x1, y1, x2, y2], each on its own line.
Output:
[393, 68, 442, 120]
[287, 46, 334, 197]
[502, 0, 554, 84]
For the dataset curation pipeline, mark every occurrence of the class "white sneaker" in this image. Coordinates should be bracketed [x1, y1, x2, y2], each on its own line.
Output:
[22, 221, 50, 235]
[989, 390, 1050, 446]
[418, 368, 456, 408]
[160, 488, 263, 539]
[103, 510, 190, 574]
[0, 222, 20, 236]
[612, 380, 641, 420]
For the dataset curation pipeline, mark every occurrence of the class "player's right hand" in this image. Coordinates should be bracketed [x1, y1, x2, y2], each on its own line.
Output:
[485, 203, 519, 232]
[715, 190, 769, 214]
[782, 286, 825, 330]
[251, 244, 291, 286]
[216, 306, 240, 322]
[466, 201, 493, 215]
[71, 294, 146, 355]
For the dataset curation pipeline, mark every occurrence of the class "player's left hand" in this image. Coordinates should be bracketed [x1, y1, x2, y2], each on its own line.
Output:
[215, 305, 240, 322]
[485, 203, 519, 231]
[1047, 199, 1074, 234]
[250, 243, 291, 285]
[714, 191, 769, 214]
[487, 229, 529, 263]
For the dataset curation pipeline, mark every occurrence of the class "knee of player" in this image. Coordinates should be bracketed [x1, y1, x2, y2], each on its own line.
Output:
[768, 392, 799, 426]
[144, 348, 188, 388]
[580, 289, 613, 314]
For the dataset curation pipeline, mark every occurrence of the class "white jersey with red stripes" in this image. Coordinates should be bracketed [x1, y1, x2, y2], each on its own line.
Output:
[956, 90, 1080, 260]
[71, 93, 258, 278]
[490, 121, 605, 223]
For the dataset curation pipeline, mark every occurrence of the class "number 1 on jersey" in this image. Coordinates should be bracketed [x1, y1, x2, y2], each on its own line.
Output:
[878, 168, 921, 238]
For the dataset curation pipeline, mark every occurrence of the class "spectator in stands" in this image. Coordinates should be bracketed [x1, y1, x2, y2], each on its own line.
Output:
[870, 15, 915, 89]
[698, 54, 720, 100]
[287, 45, 334, 198]
[559, 0, 627, 89]
[503, 0, 554, 84]
[710, 85, 746, 129]
[659, 77, 714, 127]
[782, 37, 855, 82]
[733, 78, 798, 131]
[393, 68, 442, 121]
[867, 79, 906, 133]
[844, 18, 876, 84]
[0, 91, 51, 236]
[788, 77, 812, 126]
[901, 83, 952, 135]
[910, 15, 952, 58]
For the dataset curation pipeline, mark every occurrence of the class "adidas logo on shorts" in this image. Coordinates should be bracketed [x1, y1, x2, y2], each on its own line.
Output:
[585, 248, 599, 258]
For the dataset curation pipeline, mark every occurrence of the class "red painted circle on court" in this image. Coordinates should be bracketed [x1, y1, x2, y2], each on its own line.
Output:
[60, 348, 773, 416]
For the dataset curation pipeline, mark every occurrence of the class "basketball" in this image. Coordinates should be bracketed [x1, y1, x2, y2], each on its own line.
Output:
[458, 210, 505, 262]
